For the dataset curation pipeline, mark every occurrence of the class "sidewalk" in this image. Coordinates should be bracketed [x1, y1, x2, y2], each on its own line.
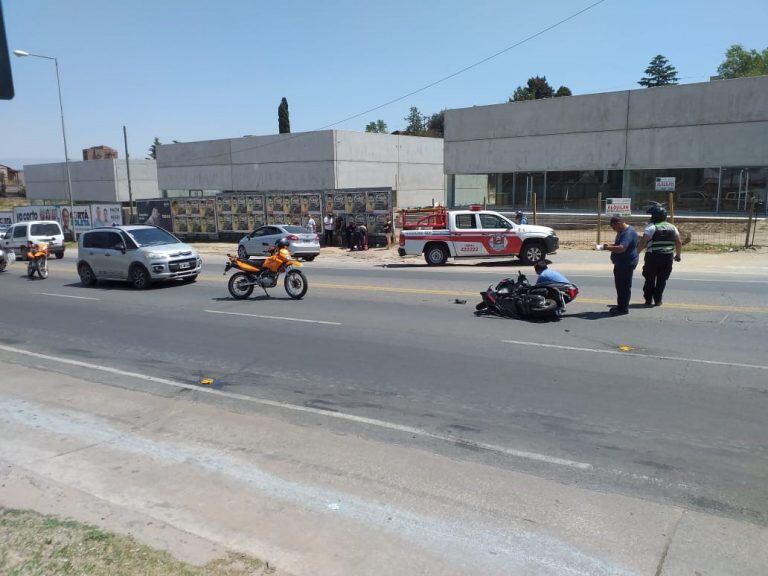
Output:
[0, 360, 766, 575]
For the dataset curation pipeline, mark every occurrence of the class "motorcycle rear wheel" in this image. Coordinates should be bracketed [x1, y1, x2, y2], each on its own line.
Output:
[526, 298, 559, 317]
[284, 269, 308, 300]
[27, 262, 35, 278]
[38, 260, 48, 279]
[228, 272, 254, 300]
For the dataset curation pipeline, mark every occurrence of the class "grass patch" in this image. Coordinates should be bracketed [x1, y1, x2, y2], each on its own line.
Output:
[0, 507, 276, 575]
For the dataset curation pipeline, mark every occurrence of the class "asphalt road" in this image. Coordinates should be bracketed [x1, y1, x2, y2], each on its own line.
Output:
[1, 252, 767, 527]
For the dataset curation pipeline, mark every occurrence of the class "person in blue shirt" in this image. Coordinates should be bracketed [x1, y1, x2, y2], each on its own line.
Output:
[602, 216, 639, 315]
[534, 260, 570, 285]
[514, 211, 528, 225]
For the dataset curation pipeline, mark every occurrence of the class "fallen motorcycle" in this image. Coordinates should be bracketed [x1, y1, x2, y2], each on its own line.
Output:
[25, 241, 50, 279]
[476, 271, 578, 319]
[224, 245, 308, 300]
[0, 246, 15, 272]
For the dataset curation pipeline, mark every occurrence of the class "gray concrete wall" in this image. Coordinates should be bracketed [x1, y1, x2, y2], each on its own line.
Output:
[157, 132, 336, 192]
[156, 130, 444, 207]
[445, 75, 768, 174]
[24, 159, 158, 202]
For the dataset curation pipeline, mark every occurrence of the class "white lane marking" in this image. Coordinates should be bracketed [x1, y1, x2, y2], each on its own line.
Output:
[204, 309, 341, 326]
[501, 340, 768, 371]
[36, 292, 100, 301]
[0, 343, 591, 471]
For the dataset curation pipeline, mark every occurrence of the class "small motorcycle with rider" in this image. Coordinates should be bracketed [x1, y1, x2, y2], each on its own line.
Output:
[224, 237, 308, 300]
[25, 241, 50, 279]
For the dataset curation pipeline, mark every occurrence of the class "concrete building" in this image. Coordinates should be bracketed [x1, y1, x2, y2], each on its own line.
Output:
[157, 130, 444, 208]
[444, 75, 768, 214]
[83, 145, 118, 160]
[24, 159, 158, 203]
[0, 164, 24, 196]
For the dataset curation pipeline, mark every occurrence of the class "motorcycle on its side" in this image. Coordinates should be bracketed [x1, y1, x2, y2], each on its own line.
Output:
[224, 246, 308, 300]
[476, 271, 578, 319]
[0, 246, 16, 273]
[25, 241, 50, 279]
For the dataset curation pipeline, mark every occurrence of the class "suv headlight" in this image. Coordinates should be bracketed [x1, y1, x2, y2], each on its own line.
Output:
[146, 252, 168, 260]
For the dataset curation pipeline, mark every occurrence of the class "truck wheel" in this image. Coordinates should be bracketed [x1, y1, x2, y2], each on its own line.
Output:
[520, 241, 546, 265]
[424, 243, 449, 266]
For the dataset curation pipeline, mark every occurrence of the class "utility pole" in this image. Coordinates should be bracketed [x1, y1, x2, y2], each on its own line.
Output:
[123, 126, 134, 223]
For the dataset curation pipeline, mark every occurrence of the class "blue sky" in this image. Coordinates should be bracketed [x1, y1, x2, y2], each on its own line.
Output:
[2, 0, 766, 168]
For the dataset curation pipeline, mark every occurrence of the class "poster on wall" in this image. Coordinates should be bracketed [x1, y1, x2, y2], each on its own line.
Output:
[137, 200, 173, 231]
[91, 204, 123, 227]
[0, 211, 12, 227]
[72, 206, 92, 233]
[216, 193, 265, 233]
[172, 198, 217, 236]
[322, 188, 392, 235]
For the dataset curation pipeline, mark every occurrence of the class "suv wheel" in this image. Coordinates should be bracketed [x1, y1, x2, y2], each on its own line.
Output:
[78, 262, 97, 286]
[130, 264, 151, 290]
[237, 245, 248, 259]
[55, 251, 65, 259]
[520, 241, 546, 265]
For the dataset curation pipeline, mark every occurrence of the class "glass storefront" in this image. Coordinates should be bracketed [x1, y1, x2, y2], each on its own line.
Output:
[448, 168, 767, 214]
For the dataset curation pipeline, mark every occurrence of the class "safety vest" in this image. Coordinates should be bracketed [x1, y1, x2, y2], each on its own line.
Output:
[647, 221, 677, 254]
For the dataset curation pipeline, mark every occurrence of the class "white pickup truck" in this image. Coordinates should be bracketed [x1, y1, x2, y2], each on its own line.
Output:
[398, 207, 559, 266]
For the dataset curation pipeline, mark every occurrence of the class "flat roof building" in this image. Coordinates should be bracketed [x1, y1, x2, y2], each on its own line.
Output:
[156, 130, 444, 208]
[444, 75, 768, 215]
[24, 159, 158, 203]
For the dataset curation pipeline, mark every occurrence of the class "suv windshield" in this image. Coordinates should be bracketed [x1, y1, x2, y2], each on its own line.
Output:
[30, 223, 61, 236]
[127, 227, 180, 247]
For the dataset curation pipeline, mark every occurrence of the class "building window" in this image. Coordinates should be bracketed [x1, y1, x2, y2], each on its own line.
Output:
[545, 171, 623, 210]
[626, 168, 720, 213]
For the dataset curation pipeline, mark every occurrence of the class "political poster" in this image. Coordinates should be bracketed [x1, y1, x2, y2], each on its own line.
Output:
[172, 198, 217, 236]
[72, 206, 93, 233]
[137, 199, 173, 231]
[13, 205, 48, 222]
[91, 204, 123, 227]
[0, 211, 12, 227]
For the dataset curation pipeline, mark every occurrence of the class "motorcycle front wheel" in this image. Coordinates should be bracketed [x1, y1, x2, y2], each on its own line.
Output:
[27, 261, 35, 278]
[284, 269, 308, 300]
[527, 298, 559, 317]
[228, 272, 254, 300]
[38, 258, 48, 279]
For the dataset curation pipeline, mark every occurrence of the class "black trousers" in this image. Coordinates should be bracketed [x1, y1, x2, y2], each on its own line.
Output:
[323, 229, 334, 246]
[613, 264, 636, 312]
[642, 252, 674, 304]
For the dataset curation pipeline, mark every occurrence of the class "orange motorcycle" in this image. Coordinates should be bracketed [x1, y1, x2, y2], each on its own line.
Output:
[25, 241, 49, 279]
[224, 239, 308, 300]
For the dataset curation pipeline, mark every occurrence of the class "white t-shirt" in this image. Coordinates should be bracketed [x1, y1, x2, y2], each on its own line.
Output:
[307, 218, 316, 233]
[323, 215, 334, 231]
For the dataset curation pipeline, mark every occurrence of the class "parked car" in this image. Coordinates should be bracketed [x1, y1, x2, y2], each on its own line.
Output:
[238, 224, 320, 261]
[77, 225, 202, 289]
[1, 221, 66, 259]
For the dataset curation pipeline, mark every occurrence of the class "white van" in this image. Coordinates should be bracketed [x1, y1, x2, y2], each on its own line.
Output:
[1, 221, 66, 259]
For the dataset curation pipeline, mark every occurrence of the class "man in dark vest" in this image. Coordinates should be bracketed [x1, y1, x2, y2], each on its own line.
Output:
[637, 204, 682, 306]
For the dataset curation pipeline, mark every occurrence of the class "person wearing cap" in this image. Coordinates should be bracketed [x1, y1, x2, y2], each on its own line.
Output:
[514, 211, 528, 225]
[637, 204, 682, 306]
[602, 216, 639, 315]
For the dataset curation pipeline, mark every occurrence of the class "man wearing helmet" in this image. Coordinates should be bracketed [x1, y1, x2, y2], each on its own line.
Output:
[514, 211, 528, 225]
[637, 204, 682, 306]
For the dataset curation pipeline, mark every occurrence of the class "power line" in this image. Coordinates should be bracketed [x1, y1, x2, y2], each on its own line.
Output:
[176, 0, 610, 162]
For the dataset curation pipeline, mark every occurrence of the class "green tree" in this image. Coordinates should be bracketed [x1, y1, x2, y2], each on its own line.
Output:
[426, 110, 445, 137]
[403, 107, 427, 135]
[365, 119, 389, 133]
[278, 97, 290, 134]
[510, 76, 571, 101]
[146, 137, 161, 160]
[555, 86, 572, 97]
[717, 44, 768, 78]
[638, 55, 679, 87]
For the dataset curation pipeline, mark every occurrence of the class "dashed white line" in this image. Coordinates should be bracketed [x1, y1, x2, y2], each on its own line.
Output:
[36, 292, 100, 301]
[501, 339, 768, 371]
[204, 309, 341, 326]
[0, 343, 591, 471]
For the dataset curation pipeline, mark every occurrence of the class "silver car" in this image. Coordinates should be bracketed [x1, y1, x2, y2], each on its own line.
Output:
[238, 224, 320, 261]
[77, 225, 202, 289]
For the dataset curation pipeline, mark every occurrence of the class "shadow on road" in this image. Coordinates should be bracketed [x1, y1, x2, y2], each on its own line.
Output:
[380, 259, 526, 269]
[63, 281, 191, 292]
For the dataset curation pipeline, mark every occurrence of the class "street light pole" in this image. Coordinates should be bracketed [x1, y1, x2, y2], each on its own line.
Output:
[14, 49, 75, 240]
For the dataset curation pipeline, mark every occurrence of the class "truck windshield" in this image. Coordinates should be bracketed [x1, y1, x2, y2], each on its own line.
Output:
[127, 227, 179, 247]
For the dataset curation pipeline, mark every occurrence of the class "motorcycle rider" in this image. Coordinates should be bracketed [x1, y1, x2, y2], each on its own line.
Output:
[534, 260, 570, 285]
[514, 210, 528, 225]
[637, 204, 682, 306]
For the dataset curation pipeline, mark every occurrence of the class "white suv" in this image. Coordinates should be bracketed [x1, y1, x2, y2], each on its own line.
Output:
[77, 225, 202, 289]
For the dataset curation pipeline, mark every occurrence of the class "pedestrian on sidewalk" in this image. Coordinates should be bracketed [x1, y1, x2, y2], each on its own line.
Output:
[637, 204, 682, 306]
[322, 213, 334, 246]
[306, 215, 317, 235]
[602, 216, 639, 315]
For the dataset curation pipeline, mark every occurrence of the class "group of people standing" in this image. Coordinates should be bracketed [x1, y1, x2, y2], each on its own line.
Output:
[602, 204, 682, 315]
[306, 213, 391, 251]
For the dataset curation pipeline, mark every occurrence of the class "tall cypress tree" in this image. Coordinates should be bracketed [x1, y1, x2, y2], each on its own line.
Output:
[638, 55, 679, 87]
[278, 97, 291, 134]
